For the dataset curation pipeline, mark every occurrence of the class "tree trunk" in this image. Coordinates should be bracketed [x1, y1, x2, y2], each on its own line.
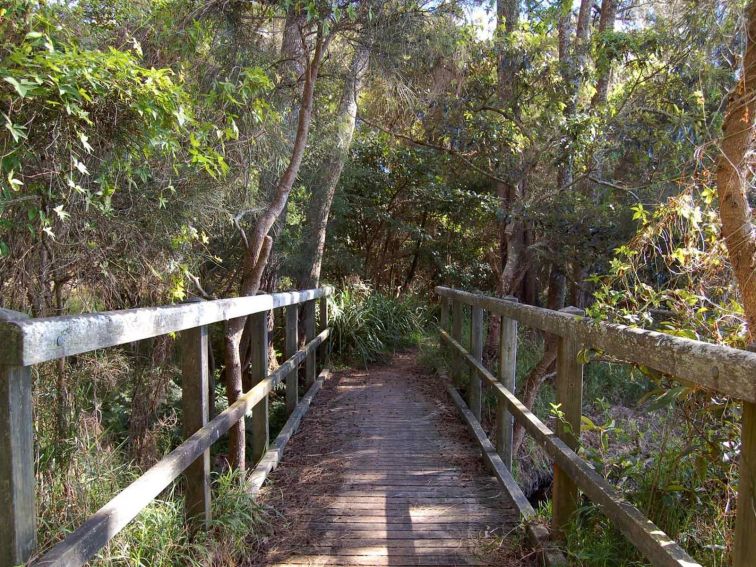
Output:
[261, 9, 308, 292]
[512, 265, 566, 454]
[716, 2, 756, 341]
[484, 0, 525, 363]
[298, 43, 370, 289]
[223, 24, 327, 472]
[591, 0, 618, 107]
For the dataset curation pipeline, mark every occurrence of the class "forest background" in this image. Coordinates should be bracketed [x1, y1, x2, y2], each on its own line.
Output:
[1, 0, 755, 565]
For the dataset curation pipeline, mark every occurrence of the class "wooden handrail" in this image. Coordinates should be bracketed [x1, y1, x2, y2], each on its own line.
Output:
[0, 287, 333, 567]
[437, 286, 756, 403]
[34, 329, 329, 567]
[0, 288, 331, 366]
[437, 287, 755, 567]
[441, 330, 697, 567]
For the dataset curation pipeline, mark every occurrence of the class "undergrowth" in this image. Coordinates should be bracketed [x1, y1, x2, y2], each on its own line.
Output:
[329, 283, 429, 366]
[33, 348, 272, 566]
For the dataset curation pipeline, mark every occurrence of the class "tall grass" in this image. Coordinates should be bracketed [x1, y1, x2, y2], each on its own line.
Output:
[329, 283, 429, 366]
[33, 349, 271, 566]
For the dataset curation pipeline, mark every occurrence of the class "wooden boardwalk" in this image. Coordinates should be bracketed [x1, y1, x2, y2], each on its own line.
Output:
[253, 353, 524, 567]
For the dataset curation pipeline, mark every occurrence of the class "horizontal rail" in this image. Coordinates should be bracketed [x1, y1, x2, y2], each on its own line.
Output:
[437, 286, 756, 403]
[34, 328, 329, 567]
[0, 288, 332, 366]
[445, 383, 567, 566]
[247, 368, 330, 496]
[440, 330, 700, 567]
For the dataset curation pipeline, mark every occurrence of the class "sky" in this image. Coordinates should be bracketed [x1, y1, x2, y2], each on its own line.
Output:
[463, 3, 497, 40]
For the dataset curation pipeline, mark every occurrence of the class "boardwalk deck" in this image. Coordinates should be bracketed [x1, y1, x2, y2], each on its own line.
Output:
[253, 353, 526, 567]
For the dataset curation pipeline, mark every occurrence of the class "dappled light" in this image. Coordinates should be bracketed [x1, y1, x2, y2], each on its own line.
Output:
[1, 0, 755, 566]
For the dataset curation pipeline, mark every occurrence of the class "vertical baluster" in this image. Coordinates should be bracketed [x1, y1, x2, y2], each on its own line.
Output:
[319, 295, 329, 369]
[496, 297, 518, 470]
[285, 305, 299, 416]
[180, 323, 211, 530]
[0, 310, 35, 567]
[470, 306, 483, 421]
[304, 301, 316, 388]
[552, 306, 584, 538]
[440, 297, 449, 331]
[451, 299, 463, 386]
[734, 344, 756, 567]
[250, 311, 269, 464]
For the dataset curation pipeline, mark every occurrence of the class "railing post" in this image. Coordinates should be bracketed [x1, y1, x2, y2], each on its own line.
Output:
[440, 297, 449, 331]
[250, 310, 269, 464]
[470, 305, 484, 421]
[285, 305, 299, 416]
[496, 297, 518, 470]
[0, 311, 35, 567]
[179, 322, 211, 531]
[451, 299, 463, 386]
[734, 343, 756, 566]
[552, 306, 585, 539]
[304, 301, 316, 388]
[319, 294, 329, 369]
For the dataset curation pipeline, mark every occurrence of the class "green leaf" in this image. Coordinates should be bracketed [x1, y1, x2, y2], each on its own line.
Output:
[3, 76, 37, 98]
[4, 115, 28, 142]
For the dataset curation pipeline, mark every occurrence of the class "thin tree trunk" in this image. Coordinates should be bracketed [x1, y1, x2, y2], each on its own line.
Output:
[223, 24, 328, 472]
[512, 266, 566, 453]
[717, 1, 756, 340]
[485, 0, 524, 362]
[298, 43, 370, 289]
[591, 0, 618, 107]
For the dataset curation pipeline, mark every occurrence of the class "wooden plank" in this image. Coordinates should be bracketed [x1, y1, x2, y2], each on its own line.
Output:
[0, 288, 332, 366]
[436, 286, 756, 403]
[285, 305, 299, 416]
[247, 369, 329, 495]
[552, 307, 584, 539]
[250, 311, 269, 465]
[469, 306, 483, 421]
[440, 330, 701, 567]
[0, 309, 35, 567]
[496, 298, 518, 470]
[179, 323, 211, 531]
[34, 328, 329, 567]
[304, 301, 316, 388]
[734, 400, 756, 567]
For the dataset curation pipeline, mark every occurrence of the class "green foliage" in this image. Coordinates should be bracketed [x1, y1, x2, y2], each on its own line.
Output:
[587, 188, 743, 347]
[329, 282, 429, 366]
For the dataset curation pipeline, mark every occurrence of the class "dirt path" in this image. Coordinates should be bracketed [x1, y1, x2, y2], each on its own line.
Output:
[249, 351, 531, 566]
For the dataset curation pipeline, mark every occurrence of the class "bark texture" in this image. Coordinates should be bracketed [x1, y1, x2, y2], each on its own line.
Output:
[223, 24, 328, 471]
[591, 0, 618, 107]
[298, 43, 370, 289]
[717, 2, 756, 340]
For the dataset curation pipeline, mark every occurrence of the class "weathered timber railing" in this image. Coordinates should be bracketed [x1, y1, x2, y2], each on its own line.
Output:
[0, 287, 332, 567]
[437, 286, 756, 567]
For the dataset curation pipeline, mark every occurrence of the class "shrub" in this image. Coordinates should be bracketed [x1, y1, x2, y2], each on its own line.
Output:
[329, 283, 429, 366]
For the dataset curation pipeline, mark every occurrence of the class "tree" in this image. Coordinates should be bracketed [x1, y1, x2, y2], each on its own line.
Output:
[222, 12, 331, 471]
[717, 1, 756, 341]
[297, 42, 370, 289]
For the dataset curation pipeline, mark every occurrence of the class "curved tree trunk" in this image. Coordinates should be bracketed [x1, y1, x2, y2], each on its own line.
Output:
[717, 2, 756, 340]
[512, 265, 566, 454]
[223, 24, 328, 472]
[298, 43, 370, 289]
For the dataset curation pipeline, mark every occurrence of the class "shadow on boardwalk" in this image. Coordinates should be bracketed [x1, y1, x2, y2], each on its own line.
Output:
[248, 351, 534, 567]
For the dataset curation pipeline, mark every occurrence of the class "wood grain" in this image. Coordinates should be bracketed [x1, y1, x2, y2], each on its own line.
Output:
[255, 353, 524, 566]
